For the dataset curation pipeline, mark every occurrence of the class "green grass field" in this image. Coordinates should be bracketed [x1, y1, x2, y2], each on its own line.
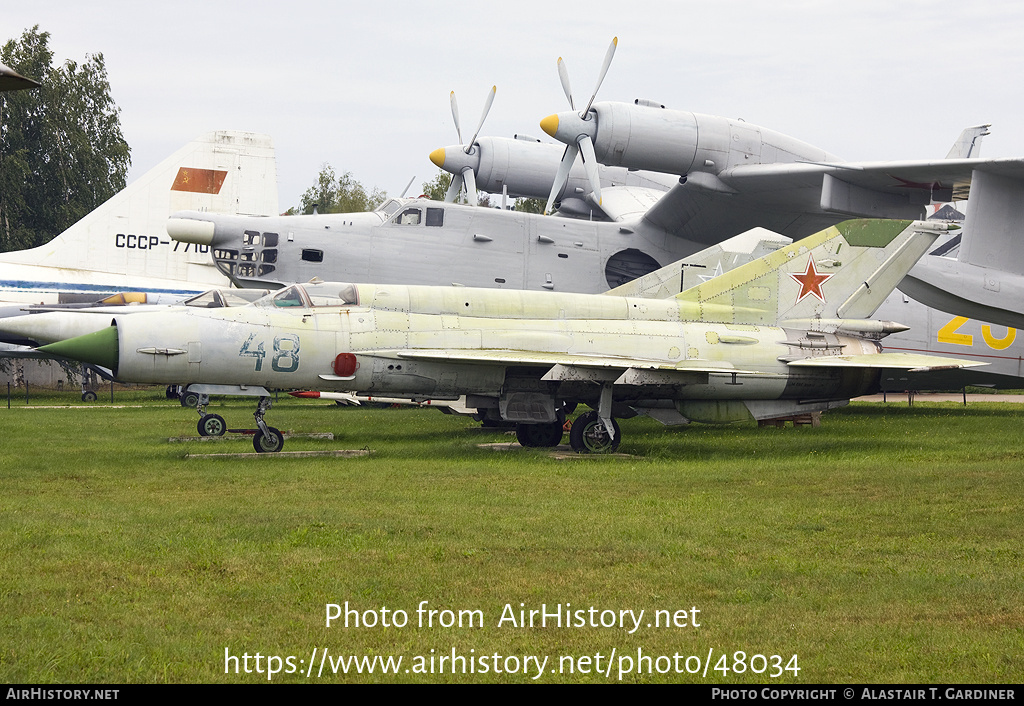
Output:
[1, 392, 1021, 683]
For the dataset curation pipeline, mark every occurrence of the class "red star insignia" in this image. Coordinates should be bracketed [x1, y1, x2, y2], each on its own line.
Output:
[789, 258, 833, 303]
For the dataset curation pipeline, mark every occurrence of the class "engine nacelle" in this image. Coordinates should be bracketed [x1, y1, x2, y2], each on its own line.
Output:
[575, 102, 837, 178]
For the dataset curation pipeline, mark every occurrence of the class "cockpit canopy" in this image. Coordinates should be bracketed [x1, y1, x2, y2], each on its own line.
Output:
[254, 282, 360, 309]
[183, 288, 269, 308]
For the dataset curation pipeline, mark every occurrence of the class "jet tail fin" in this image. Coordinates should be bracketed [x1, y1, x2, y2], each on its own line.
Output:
[0, 131, 278, 289]
[674, 219, 954, 325]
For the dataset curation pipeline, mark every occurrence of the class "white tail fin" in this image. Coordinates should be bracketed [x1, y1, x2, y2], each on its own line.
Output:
[0, 131, 277, 295]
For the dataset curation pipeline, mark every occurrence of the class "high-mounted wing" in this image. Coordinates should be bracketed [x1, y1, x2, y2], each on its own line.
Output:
[641, 157, 1024, 245]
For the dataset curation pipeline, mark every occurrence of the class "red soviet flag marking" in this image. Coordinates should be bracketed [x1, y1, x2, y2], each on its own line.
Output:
[171, 167, 227, 194]
[789, 258, 833, 303]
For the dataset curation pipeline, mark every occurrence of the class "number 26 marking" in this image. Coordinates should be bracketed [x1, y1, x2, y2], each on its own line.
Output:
[937, 316, 1016, 350]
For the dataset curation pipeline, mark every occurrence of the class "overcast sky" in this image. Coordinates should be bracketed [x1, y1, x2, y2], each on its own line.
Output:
[7, 1, 1024, 212]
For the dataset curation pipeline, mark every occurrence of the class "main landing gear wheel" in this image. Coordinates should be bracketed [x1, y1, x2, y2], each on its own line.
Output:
[569, 411, 621, 454]
[253, 426, 284, 453]
[516, 421, 565, 448]
[180, 391, 200, 408]
[81, 390, 97, 402]
[197, 414, 226, 437]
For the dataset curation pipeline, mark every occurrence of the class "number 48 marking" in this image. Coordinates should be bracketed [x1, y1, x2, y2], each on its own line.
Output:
[239, 333, 301, 372]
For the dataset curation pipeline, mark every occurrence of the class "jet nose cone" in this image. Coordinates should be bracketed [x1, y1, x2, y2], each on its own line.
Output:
[38, 326, 119, 373]
[429, 147, 446, 169]
[540, 114, 560, 138]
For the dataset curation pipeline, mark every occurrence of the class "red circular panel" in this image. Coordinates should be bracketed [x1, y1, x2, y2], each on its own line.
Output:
[333, 353, 358, 377]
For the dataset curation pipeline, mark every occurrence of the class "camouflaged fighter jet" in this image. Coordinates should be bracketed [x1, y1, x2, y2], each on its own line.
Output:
[29, 219, 980, 453]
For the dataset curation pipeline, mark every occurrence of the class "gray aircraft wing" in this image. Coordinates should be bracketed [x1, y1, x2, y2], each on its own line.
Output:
[638, 156, 1024, 244]
[641, 157, 1024, 245]
[723, 157, 1024, 200]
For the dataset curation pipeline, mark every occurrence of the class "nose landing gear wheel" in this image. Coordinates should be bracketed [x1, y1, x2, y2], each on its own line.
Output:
[253, 426, 284, 453]
[198, 414, 226, 437]
[569, 411, 621, 454]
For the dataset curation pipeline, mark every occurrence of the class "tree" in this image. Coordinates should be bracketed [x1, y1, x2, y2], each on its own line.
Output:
[0, 26, 130, 252]
[296, 164, 387, 215]
[421, 171, 451, 201]
[421, 169, 495, 206]
[515, 197, 545, 214]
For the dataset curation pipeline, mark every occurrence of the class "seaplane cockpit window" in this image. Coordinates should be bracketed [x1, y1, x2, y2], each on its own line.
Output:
[425, 207, 444, 227]
[378, 199, 402, 218]
[394, 208, 422, 225]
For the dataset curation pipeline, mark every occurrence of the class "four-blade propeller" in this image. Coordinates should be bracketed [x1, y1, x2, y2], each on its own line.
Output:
[429, 86, 496, 205]
[541, 37, 617, 215]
